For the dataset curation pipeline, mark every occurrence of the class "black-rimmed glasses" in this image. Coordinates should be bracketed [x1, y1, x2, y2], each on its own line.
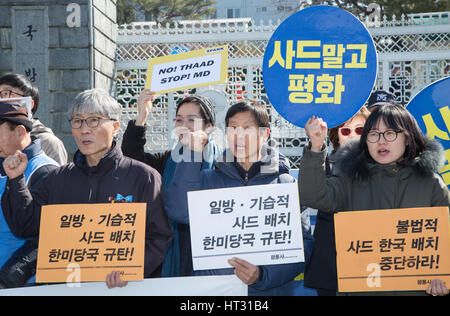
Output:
[367, 130, 403, 143]
[69, 116, 115, 129]
[0, 89, 25, 99]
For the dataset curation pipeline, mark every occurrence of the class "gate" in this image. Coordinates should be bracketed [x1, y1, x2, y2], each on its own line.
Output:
[115, 12, 450, 167]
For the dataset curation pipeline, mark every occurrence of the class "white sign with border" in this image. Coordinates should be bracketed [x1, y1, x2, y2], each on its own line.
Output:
[145, 45, 228, 94]
[188, 183, 304, 271]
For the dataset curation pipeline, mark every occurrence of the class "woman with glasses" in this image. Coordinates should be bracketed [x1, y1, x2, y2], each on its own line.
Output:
[304, 107, 370, 296]
[299, 103, 450, 296]
[121, 89, 220, 279]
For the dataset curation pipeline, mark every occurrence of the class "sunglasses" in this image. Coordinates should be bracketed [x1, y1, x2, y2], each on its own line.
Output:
[339, 126, 363, 136]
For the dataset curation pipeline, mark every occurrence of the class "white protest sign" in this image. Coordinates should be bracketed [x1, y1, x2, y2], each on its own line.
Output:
[188, 183, 304, 270]
[145, 45, 228, 94]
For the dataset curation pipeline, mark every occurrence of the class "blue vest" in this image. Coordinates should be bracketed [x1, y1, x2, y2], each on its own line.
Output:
[0, 153, 58, 282]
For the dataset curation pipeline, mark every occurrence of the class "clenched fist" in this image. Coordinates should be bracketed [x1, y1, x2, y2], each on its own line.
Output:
[3, 150, 28, 180]
[305, 116, 328, 152]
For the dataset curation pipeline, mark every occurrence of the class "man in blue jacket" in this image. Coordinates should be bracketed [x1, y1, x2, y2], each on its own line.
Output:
[165, 100, 313, 295]
[0, 99, 58, 287]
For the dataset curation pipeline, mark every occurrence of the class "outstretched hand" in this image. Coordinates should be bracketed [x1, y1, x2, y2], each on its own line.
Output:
[305, 116, 328, 152]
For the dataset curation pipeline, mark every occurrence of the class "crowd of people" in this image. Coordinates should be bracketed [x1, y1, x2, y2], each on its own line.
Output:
[0, 73, 448, 296]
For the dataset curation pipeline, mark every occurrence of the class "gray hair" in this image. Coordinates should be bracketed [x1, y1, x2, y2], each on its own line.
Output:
[68, 88, 121, 121]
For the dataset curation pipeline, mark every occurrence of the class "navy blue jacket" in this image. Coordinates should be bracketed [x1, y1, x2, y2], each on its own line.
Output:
[165, 147, 313, 296]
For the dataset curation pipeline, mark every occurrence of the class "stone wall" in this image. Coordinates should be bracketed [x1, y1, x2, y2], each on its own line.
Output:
[0, 0, 117, 159]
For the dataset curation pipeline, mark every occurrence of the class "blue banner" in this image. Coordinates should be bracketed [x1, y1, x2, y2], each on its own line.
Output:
[406, 77, 450, 188]
[263, 5, 377, 128]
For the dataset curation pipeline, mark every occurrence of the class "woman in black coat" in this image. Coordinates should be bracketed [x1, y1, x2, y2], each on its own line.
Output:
[304, 107, 370, 296]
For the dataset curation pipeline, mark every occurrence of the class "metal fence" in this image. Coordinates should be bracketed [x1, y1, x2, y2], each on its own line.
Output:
[114, 12, 450, 167]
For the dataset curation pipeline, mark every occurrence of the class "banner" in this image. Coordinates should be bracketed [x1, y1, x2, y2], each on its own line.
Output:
[0, 275, 247, 296]
[188, 183, 304, 271]
[334, 207, 450, 292]
[262, 5, 377, 128]
[36, 203, 147, 283]
[406, 77, 450, 188]
[145, 45, 228, 94]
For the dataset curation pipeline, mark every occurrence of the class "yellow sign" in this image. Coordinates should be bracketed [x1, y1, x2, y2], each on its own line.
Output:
[334, 207, 450, 292]
[36, 203, 147, 283]
[145, 45, 228, 94]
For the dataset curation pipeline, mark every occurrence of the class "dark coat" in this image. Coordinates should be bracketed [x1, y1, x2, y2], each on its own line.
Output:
[304, 154, 338, 293]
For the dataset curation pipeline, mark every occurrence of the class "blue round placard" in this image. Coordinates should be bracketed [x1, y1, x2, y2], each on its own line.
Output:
[406, 76, 450, 188]
[263, 5, 377, 128]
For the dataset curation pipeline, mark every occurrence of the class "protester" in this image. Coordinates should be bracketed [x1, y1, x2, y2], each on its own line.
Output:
[304, 107, 370, 296]
[0, 74, 68, 165]
[1, 88, 173, 288]
[121, 89, 219, 277]
[165, 99, 313, 295]
[299, 103, 450, 296]
[0, 100, 58, 288]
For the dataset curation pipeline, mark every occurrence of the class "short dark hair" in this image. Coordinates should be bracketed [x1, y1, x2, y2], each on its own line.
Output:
[0, 73, 40, 114]
[225, 100, 270, 128]
[360, 102, 427, 165]
[176, 95, 216, 126]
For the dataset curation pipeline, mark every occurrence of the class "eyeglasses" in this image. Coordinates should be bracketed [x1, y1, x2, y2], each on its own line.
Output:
[340, 126, 363, 136]
[173, 117, 204, 126]
[0, 89, 25, 99]
[367, 130, 402, 143]
[69, 116, 115, 129]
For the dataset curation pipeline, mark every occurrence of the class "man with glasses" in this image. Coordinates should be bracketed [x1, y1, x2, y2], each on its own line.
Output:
[0, 74, 67, 165]
[0, 100, 58, 288]
[1, 89, 173, 288]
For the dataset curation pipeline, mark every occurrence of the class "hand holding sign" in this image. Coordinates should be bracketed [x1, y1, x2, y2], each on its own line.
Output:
[426, 279, 449, 296]
[105, 271, 129, 289]
[135, 89, 156, 126]
[228, 257, 259, 285]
